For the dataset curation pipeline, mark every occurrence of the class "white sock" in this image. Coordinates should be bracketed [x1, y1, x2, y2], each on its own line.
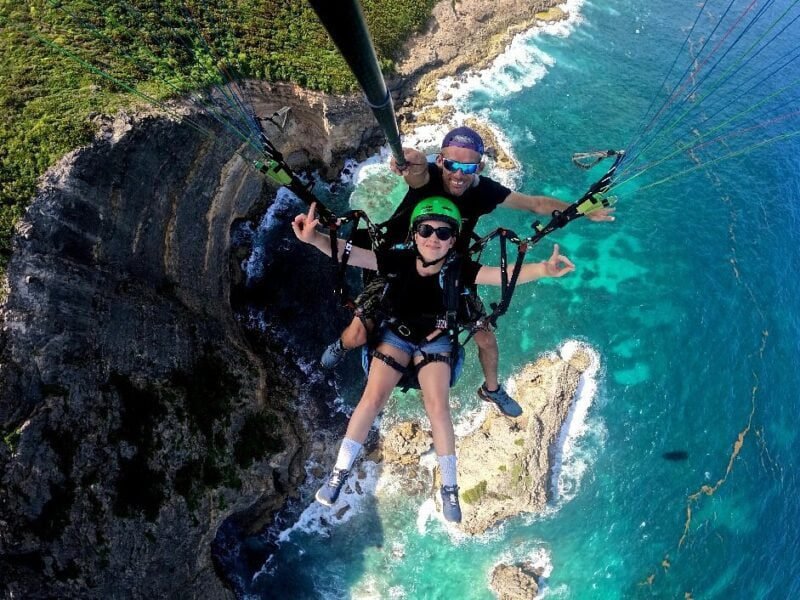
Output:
[334, 437, 363, 471]
[438, 454, 458, 488]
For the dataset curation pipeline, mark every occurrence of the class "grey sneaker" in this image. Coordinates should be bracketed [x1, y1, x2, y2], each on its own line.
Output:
[321, 339, 349, 369]
[440, 485, 462, 523]
[478, 383, 523, 417]
[315, 468, 349, 506]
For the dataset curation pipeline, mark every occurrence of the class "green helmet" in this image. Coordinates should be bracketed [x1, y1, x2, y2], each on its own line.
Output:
[409, 196, 462, 233]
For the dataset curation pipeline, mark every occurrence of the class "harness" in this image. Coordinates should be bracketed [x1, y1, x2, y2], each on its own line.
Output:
[362, 253, 465, 390]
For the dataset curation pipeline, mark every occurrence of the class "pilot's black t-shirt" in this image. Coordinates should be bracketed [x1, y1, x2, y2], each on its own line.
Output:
[381, 163, 512, 252]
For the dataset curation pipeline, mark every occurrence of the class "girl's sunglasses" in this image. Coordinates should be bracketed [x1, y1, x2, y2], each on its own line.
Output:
[442, 158, 480, 175]
[415, 223, 455, 241]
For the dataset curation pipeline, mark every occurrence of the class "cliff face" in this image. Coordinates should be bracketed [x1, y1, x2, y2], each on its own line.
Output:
[0, 111, 319, 597]
[240, 81, 380, 172]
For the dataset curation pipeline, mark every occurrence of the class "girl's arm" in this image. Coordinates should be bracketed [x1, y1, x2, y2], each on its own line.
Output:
[474, 243, 575, 286]
[291, 203, 378, 271]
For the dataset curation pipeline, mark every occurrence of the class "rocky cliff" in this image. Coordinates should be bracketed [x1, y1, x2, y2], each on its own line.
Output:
[0, 110, 340, 598]
[239, 81, 381, 172]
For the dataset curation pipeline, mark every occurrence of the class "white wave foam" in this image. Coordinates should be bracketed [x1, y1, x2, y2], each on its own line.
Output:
[242, 187, 300, 283]
[238, 306, 269, 333]
[526, 546, 554, 579]
[415, 498, 437, 535]
[439, 46, 551, 102]
[436, 0, 586, 104]
[352, 575, 408, 600]
[453, 403, 489, 437]
[549, 339, 605, 504]
[490, 543, 553, 574]
[352, 150, 391, 184]
[339, 158, 361, 185]
[540, 584, 570, 598]
[275, 461, 382, 543]
[388, 585, 406, 599]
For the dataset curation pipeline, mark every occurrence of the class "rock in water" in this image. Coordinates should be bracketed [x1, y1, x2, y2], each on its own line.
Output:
[380, 348, 596, 535]
[456, 351, 589, 534]
[490, 563, 540, 599]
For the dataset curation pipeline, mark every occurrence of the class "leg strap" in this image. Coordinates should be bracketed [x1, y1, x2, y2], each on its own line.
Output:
[413, 352, 452, 373]
[370, 348, 411, 376]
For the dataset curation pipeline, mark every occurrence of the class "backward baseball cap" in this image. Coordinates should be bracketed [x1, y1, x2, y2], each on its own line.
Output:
[441, 126, 484, 155]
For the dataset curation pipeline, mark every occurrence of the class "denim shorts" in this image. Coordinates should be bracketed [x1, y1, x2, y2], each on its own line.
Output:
[379, 328, 453, 358]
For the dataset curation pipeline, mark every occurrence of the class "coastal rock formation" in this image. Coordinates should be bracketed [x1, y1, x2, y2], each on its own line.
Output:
[394, 0, 564, 111]
[457, 352, 586, 534]
[0, 111, 335, 597]
[381, 349, 592, 535]
[239, 81, 380, 173]
[490, 563, 542, 599]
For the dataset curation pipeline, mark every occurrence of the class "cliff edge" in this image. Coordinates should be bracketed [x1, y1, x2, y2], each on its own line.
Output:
[0, 112, 322, 598]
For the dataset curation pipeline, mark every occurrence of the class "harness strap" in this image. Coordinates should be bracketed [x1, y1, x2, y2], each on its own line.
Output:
[370, 348, 412, 376]
[413, 351, 453, 372]
[327, 210, 384, 307]
[488, 238, 528, 328]
[370, 347, 454, 377]
[462, 232, 529, 346]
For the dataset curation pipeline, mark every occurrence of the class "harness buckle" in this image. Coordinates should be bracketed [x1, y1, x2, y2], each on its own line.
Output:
[397, 324, 412, 338]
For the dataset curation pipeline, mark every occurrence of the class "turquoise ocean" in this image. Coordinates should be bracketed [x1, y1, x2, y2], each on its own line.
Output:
[232, 0, 800, 597]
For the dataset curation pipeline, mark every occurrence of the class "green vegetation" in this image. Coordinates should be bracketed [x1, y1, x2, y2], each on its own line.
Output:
[0, 0, 435, 279]
[461, 480, 488, 505]
[2, 427, 22, 452]
[510, 462, 525, 488]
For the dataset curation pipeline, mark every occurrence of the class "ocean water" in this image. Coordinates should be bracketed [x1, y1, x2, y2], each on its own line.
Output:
[235, 0, 800, 597]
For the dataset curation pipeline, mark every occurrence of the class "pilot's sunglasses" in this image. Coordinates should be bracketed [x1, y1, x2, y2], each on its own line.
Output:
[415, 223, 455, 241]
[442, 158, 480, 174]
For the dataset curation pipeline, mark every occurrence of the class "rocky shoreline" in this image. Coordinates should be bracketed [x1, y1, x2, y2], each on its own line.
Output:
[238, 0, 570, 174]
[394, 0, 568, 121]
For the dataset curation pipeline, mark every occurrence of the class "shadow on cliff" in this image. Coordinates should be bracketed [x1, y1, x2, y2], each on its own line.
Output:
[220, 179, 387, 596]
